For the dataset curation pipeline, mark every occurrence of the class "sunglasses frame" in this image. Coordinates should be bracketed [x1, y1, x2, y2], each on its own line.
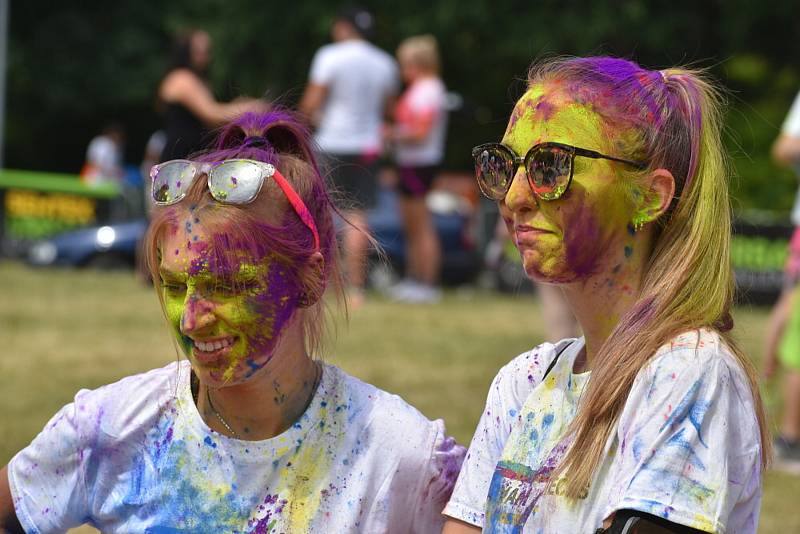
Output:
[471, 142, 648, 201]
[150, 158, 320, 251]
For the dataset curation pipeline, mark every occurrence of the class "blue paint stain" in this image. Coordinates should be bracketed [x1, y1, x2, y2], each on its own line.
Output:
[203, 436, 217, 448]
[632, 435, 644, 462]
[624, 245, 633, 258]
[665, 428, 706, 470]
[659, 379, 702, 433]
[689, 400, 711, 448]
[508, 409, 518, 418]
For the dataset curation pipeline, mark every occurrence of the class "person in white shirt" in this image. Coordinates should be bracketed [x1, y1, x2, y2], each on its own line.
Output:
[0, 110, 464, 533]
[443, 56, 770, 533]
[80, 123, 125, 187]
[386, 35, 448, 304]
[300, 7, 398, 308]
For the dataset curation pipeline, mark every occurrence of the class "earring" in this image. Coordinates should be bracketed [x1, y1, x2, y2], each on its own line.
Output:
[631, 216, 646, 232]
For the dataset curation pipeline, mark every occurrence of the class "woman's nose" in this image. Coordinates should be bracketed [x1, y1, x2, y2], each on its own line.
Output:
[503, 164, 537, 213]
[180, 294, 216, 334]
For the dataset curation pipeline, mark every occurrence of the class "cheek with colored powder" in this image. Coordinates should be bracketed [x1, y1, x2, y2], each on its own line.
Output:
[212, 260, 302, 382]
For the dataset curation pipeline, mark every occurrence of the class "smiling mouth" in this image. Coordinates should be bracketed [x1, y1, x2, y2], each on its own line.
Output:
[191, 337, 236, 361]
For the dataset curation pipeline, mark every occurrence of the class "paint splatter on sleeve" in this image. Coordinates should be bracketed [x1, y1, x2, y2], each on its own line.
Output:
[7, 390, 94, 533]
[411, 424, 466, 532]
[608, 332, 763, 533]
[443, 343, 564, 528]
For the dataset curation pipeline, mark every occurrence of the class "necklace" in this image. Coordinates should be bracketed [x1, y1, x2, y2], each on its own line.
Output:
[206, 388, 239, 438]
[203, 361, 322, 440]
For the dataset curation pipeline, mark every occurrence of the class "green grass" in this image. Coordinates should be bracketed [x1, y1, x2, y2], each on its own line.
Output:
[0, 261, 798, 533]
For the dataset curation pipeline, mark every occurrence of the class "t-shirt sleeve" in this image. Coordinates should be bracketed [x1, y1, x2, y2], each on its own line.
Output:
[443, 362, 526, 527]
[408, 81, 444, 117]
[8, 390, 95, 533]
[409, 421, 466, 533]
[309, 48, 333, 86]
[605, 343, 763, 533]
[782, 91, 800, 138]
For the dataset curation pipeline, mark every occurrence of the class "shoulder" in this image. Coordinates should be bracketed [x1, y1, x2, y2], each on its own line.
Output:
[325, 364, 439, 437]
[638, 329, 751, 391]
[363, 42, 397, 69]
[160, 69, 204, 100]
[72, 361, 184, 436]
[490, 338, 578, 405]
[625, 329, 761, 441]
[312, 43, 338, 61]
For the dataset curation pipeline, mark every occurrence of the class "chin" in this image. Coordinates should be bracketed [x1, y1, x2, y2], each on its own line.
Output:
[523, 260, 582, 285]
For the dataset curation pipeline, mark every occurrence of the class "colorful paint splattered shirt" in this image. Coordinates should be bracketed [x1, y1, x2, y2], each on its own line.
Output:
[444, 330, 762, 533]
[9, 360, 465, 533]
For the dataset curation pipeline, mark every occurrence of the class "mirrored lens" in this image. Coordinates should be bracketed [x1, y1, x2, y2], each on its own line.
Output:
[528, 147, 572, 200]
[209, 160, 265, 204]
[152, 162, 196, 204]
[474, 147, 514, 200]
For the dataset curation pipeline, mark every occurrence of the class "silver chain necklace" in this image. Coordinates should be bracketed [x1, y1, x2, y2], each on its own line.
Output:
[206, 388, 239, 438]
[203, 362, 322, 440]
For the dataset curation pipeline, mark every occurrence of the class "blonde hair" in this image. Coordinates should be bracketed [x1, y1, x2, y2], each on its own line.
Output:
[526, 57, 771, 498]
[397, 34, 440, 74]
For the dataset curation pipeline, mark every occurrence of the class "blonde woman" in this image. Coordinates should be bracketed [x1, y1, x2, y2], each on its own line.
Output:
[386, 35, 448, 303]
[443, 57, 770, 533]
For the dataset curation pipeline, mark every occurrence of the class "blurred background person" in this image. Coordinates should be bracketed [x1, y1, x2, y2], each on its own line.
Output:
[764, 88, 800, 471]
[158, 28, 265, 161]
[299, 6, 398, 309]
[385, 35, 447, 304]
[80, 122, 125, 187]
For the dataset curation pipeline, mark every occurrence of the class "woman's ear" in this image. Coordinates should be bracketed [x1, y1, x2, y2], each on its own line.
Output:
[299, 251, 325, 307]
[632, 168, 676, 227]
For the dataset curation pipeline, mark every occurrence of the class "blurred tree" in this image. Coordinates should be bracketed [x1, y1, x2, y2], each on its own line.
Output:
[5, 0, 800, 213]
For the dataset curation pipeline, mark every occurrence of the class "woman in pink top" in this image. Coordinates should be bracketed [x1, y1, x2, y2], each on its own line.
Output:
[387, 35, 449, 304]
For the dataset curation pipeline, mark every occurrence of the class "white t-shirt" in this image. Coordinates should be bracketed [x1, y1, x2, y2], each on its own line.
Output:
[444, 330, 763, 533]
[10, 360, 465, 533]
[309, 40, 398, 155]
[394, 77, 448, 167]
[83, 135, 123, 185]
[781, 91, 800, 225]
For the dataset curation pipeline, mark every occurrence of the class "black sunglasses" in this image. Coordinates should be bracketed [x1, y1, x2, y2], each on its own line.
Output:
[471, 142, 647, 201]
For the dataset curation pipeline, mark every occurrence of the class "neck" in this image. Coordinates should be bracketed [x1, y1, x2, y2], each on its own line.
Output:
[198, 324, 320, 440]
[561, 234, 650, 372]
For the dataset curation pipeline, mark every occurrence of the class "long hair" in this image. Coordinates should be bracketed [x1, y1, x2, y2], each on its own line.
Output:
[144, 110, 344, 358]
[527, 57, 771, 498]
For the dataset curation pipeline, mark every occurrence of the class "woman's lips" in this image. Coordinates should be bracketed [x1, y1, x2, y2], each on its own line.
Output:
[515, 224, 553, 238]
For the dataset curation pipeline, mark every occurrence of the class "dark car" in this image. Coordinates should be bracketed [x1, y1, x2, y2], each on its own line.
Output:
[26, 187, 481, 284]
[27, 219, 147, 269]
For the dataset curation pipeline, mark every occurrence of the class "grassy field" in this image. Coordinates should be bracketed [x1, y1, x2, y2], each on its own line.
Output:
[0, 260, 798, 533]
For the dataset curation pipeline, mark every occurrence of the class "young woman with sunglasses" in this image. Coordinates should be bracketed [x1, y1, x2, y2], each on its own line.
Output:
[442, 57, 770, 533]
[0, 111, 464, 533]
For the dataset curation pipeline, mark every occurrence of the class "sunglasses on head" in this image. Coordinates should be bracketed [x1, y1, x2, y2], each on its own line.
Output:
[150, 158, 320, 251]
[471, 142, 647, 201]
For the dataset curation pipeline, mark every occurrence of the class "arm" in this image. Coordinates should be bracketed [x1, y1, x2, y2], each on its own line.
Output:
[160, 69, 264, 126]
[442, 517, 481, 533]
[298, 83, 328, 126]
[771, 134, 800, 168]
[0, 466, 24, 534]
[392, 110, 436, 144]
